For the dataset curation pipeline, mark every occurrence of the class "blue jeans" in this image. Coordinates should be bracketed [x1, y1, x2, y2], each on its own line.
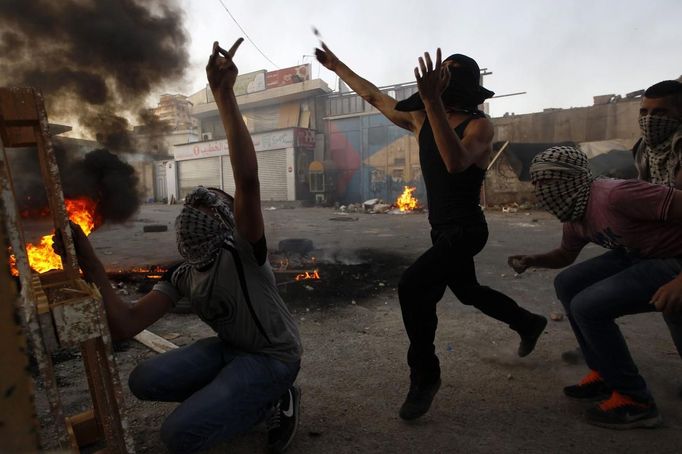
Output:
[128, 337, 300, 453]
[554, 249, 682, 400]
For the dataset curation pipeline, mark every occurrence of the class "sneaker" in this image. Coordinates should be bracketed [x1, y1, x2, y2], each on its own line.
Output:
[267, 386, 301, 454]
[585, 391, 662, 429]
[399, 378, 441, 421]
[563, 370, 611, 401]
[517, 314, 547, 357]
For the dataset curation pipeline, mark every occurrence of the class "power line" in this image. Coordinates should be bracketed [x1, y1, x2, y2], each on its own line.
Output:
[215, 0, 279, 69]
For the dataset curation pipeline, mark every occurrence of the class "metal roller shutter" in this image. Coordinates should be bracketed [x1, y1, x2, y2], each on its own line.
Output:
[222, 149, 288, 201]
[178, 157, 221, 199]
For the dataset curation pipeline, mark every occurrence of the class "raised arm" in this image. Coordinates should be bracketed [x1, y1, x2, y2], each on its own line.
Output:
[315, 42, 418, 132]
[206, 38, 264, 243]
[415, 49, 493, 173]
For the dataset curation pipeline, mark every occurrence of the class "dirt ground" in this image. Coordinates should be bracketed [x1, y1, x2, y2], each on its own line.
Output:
[33, 205, 682, 453]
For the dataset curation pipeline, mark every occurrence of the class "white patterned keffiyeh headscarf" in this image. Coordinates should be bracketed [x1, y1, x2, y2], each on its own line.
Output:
[639, 114, 682, 186]
[175, 187, 236, 268]
[530, 146, 595, 222]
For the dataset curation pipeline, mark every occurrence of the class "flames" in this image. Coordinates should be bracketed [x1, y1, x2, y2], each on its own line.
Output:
[10, 197, 101, 276]
[396, 186, 418, 212]
[295, 270, 320, 281]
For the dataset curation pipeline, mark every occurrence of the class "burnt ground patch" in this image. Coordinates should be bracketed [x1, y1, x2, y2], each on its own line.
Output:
[276, 249, 410, 308]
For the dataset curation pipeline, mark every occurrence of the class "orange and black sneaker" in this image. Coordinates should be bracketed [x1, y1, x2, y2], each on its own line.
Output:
[563, 370, 611, 401]
[585, 391, 662, 429]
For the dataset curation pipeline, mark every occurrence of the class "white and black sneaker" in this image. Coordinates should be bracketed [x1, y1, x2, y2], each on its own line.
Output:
[266, 385, 300, 454]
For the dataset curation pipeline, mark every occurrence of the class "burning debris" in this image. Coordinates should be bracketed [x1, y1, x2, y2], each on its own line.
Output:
[6, 146, 141, 275]
[9, 197, 100, 276]
[396, 186, 419, 212]
[336, 186, 423, 215]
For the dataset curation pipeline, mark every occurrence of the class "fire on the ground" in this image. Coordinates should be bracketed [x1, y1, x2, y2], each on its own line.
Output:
[9, 197, 100, 276]
[396, 186, 419, 212]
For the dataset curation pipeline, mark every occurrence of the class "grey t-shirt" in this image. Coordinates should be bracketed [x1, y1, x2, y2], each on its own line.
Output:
[153, 234, 302, 363]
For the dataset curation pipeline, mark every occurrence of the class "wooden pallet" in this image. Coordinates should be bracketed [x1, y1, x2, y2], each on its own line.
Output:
[0, 87, 134, 453]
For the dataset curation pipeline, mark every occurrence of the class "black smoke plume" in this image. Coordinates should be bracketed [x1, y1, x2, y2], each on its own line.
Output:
[8, 145, 140, 224]
[0, 0, 189, 152]
[62, 149, 140, 223]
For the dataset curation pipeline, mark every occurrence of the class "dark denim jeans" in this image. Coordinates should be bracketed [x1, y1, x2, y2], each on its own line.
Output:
[554, 249, 682, 400]
[128, 337, 300, 453]
[399, 224, 538, 384]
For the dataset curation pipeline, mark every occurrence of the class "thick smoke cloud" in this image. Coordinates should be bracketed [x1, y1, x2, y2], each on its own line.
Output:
[0, 0, 189, 152]
[8, 146, 140, 224]
[0, 0, 189, 225]
[63, 149, 140, 223]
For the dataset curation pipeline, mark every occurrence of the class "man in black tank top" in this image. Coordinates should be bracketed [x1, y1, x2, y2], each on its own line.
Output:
[317, 44, 547, 421]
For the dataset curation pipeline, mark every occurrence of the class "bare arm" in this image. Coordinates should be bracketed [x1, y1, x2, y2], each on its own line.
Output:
[316, 42, 418, 132]
[207, 39, 264, 243]
[508, 247, 581, 274]
[54, 223, 172, 340]
[416, 50, 493, 173]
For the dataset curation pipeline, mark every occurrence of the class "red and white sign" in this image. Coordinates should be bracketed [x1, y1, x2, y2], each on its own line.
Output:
[266, 64, 310, 89]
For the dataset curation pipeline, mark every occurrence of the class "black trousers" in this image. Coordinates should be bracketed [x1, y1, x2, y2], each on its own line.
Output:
[398, 223, 535, 384]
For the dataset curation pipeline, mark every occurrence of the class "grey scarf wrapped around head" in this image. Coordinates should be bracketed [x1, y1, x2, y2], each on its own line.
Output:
[175, 187, 236, 269]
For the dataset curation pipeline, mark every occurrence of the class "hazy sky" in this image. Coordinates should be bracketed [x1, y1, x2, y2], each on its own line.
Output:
[177, 0, 681, 117]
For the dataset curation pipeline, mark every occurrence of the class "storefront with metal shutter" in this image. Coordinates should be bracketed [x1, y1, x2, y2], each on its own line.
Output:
[172, 128, 315, 202]
[176, 157, 221, 199]
[221, 149, 289, 201]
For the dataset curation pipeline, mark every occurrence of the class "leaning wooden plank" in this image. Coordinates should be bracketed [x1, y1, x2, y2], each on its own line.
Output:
[0, 204, 40, 452]
[0, 133, 70, 448]
[134, 329, 179, 353]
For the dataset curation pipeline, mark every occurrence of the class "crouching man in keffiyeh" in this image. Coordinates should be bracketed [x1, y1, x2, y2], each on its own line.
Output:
[52, 38, 302, 454]
[508, 146, 682, 429]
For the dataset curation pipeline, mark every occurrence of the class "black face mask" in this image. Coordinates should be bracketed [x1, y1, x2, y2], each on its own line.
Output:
[440, 66, 484, 109]
[395, 54, 494, 112]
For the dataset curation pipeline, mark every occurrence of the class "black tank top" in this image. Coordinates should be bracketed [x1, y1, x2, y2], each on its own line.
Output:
[418, 114, 486, 227]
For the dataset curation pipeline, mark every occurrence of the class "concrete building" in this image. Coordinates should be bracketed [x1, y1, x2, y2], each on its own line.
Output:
[485, 92, 645, 206]
[169, 64, 331, 202]
[134, 94, 201, 202]
[319, 82, 423, 204]
[165, 67, 677, 206]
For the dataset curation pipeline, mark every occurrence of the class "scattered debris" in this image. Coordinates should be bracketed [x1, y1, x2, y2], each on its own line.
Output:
[329, 216, 359, 222]
[264, 206, 277, 211]
[133, 330, 179, 354]
[362, 198, 380, 210]
[550, 312, 564, 322]
[143, 224, 168, 233]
